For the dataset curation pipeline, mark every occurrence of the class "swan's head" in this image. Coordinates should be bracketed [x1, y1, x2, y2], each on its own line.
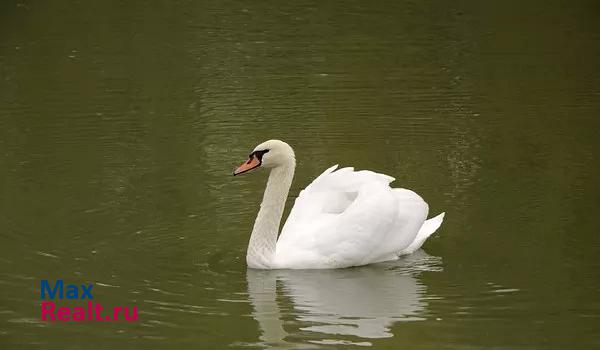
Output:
[233, 139, 295, 175]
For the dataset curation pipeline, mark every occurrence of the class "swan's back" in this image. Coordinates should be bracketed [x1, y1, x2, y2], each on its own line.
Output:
[273, 165, 439, 269]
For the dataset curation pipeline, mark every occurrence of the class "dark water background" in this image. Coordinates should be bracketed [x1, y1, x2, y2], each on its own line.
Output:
[1, 0, 599, 349]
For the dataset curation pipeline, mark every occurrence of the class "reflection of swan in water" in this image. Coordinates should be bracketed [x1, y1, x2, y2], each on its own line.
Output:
[246, 250, 442, 347]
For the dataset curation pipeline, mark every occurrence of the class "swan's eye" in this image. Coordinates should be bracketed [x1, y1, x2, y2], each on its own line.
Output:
[250, 149, 270, 161]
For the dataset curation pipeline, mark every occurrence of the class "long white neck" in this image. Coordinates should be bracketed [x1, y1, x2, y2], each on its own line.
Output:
[247, 163, 295, 269]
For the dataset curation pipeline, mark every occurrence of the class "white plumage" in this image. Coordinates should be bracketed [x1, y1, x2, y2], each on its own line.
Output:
[233, 140, 445, 269]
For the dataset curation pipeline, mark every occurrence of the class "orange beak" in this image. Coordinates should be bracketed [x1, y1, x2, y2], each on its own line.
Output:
[233, 155, 261, 176]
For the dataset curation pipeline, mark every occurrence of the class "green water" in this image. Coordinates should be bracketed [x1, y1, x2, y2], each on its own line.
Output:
[1, 1, 599, 349]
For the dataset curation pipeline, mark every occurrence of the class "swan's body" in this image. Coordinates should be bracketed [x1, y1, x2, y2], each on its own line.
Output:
[234, 140, 445, 269]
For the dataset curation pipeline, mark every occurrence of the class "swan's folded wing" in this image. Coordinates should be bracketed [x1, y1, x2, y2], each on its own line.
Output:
[284, 165, 395, 220]
[276, 165, 399, 268]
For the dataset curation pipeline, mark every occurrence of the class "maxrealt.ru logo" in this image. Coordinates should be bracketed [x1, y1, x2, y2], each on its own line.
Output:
[40, 280, 138, 322]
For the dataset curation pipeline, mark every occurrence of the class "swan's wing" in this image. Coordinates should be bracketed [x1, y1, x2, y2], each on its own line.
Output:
[276, 165, 400, 268]
[285, 164, 395, 219]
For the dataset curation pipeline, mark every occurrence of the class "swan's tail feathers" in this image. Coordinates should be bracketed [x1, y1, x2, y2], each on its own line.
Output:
[400, 212, 445, 255]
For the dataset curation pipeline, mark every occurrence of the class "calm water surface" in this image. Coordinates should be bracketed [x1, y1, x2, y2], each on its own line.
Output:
[1, 1, 599, 349]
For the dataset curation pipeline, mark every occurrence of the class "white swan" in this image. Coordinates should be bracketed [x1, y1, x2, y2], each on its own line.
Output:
[233, 139, 445, 269]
